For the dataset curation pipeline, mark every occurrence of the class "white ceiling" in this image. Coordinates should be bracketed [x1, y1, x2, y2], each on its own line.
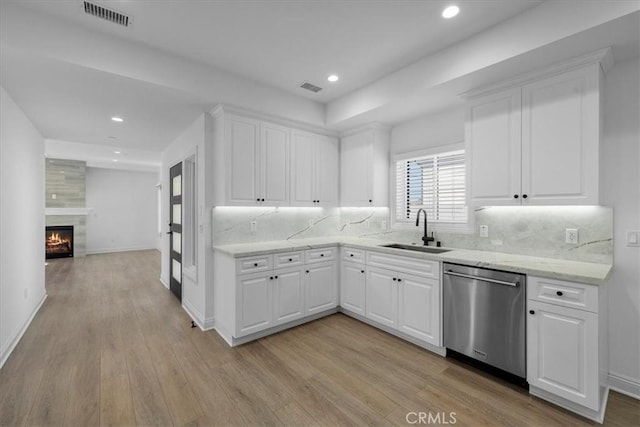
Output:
[1, 0, 638, 170]
[11, 0, 543, 103]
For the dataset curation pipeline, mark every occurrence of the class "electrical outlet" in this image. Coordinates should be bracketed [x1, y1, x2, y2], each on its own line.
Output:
[381, 220, 387, 230]
[479, 225, 489, 238]
[250, 221, 257, 233]
[365, 219, 370, 228]
[627, 230, 640, 247]
[51, 193, 57, 199]
[308, 219, 314, 227]
[491, 239, 503, 246]
[566, 228, 578, 244]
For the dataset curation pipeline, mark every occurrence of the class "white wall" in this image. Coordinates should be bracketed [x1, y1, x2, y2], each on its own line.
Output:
[391, 108, 464, 154]
[85, 167, 159, 254]
[0, 86, 46, 368]
[601, 57, 640, 397]
[161, 113, 215, 329]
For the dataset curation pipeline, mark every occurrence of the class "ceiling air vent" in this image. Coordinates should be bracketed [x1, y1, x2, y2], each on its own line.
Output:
[83, 1, 131, 27]
[299, 81, 323, 93]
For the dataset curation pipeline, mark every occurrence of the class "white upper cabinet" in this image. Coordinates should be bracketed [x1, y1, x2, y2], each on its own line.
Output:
[467, 88, 522, 206]
[260, 121, 290, 205]
[212, 106, 338, 207]
[226, 114, 260, 205]
[223, 114, 289, 206]
[340, 125, 390, 207]
[466, 54, 607, 206]
[290, 130, 339, 206]
[521, 65, 600, 205]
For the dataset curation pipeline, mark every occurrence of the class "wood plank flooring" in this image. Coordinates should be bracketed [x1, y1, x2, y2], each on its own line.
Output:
[0, 250, 637, 426]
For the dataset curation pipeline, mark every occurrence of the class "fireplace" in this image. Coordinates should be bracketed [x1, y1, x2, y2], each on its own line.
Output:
[45, 225, 74, 259]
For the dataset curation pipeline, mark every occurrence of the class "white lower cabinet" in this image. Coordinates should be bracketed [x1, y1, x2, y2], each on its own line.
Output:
[398, 272, 440, 345]
[526, 276, 606, 421]
[305, 262, 338, 315]
[340, 261, 366, 316]
[366, 266, 398, 328]
[215, 248, 338, 342]
[273, 267, 305, 326]
[237, 267, 305, 337]
[237, 272, 272, 336]
[365, 266, 440, 346]
[527, 300, 598, 410]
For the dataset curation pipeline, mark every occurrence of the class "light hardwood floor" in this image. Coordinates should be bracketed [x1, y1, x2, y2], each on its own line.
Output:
[0, 250, 637, 426]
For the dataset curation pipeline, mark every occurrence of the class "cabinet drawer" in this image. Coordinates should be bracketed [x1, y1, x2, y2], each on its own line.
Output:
[367, 251, 440, 279]
[305, 247, 337, 264]
[236, 255, 273, 275]
[342, 247, 365, 263]
[274, 251, 304, 269]
[528, 276, 598, 313]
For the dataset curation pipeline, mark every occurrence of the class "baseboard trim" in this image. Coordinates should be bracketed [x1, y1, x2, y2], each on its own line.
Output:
[339, 308, 446, 357]
[529, 384, 609, 424]
[86, 246, 157, 255]
[215, 308, 339, 347]
[159, 277, 169, 289]
[182, 299, 204, 330]
[202, 317, 215, 331]
[609, 372, 640, 400]
[0, 292, 47, 370]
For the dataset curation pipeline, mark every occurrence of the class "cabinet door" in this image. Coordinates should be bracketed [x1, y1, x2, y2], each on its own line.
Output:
[398, 273, 440, 346]
[340, 262, 366, 316]
[340, 131, 372, 206]
[290, 130, 315, 206]
[260, 122, 289, 205]
[273, 268, 305, 326]
[236, 273, 271, 337]
[521, 65, 600, 205]
[467, 88, 522, 206]
[315, 135, 339, 206]
[227, 115, 260, 204]
[305, 262, 338, 315]
[365, 266, 398, 328]
[527, 300, 599, 410]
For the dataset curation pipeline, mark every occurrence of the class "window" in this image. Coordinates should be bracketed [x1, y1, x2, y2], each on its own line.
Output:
[395, 148, 467, 224]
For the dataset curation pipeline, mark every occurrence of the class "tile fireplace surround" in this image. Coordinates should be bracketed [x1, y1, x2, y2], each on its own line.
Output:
[45, 158, 87, 257]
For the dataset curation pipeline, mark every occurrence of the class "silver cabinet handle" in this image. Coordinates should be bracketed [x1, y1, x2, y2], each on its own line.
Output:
[444, 270, 518, 287]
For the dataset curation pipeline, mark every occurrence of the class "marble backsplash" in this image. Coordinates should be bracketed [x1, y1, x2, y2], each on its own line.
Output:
[212, 205, 613, 264]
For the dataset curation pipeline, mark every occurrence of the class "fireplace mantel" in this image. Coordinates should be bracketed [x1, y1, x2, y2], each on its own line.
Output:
[45, 208, 92, 216]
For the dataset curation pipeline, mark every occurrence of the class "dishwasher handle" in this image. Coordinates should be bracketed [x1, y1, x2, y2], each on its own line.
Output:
[444, 270, 519, 287]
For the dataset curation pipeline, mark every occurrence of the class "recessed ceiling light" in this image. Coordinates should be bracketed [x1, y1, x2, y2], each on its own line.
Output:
[442, 5, 459, 18]
[112, 159, 118, 162]
[327, 74, 339, 83]
[114, 150, 121, 154]
[111, 116, 123, 122]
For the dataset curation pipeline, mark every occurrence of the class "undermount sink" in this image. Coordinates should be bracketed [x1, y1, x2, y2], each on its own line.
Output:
[381, 243, 451, 254]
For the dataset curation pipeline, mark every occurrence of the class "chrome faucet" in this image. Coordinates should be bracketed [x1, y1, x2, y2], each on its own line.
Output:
[416, 208, 435, 246]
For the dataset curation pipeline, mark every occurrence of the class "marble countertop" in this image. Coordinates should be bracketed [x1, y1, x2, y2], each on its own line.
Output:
[213, 237, 612, 285]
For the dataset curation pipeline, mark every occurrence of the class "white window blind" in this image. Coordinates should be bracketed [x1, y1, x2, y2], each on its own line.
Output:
[396, 149, 467, 223]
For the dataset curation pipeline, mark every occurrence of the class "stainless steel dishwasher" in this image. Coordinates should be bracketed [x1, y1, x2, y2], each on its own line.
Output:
[443, 262, 526, 379]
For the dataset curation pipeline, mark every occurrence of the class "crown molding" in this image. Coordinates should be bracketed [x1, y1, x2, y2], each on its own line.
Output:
[460, 47, 613, 100]
[209, 104, 338, 137]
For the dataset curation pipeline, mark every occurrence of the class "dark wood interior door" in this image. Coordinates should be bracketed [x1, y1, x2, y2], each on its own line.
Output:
[169, 162, 182, 301]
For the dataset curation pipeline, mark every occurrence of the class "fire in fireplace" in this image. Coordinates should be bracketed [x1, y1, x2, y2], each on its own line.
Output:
[45, 225, 74, 259]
